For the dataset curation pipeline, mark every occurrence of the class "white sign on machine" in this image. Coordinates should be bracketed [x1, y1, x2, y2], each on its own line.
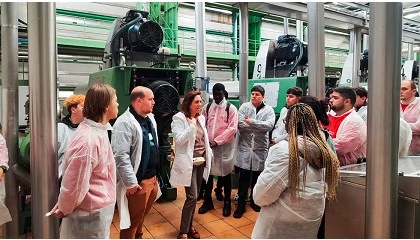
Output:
[253, 82, 280, 108]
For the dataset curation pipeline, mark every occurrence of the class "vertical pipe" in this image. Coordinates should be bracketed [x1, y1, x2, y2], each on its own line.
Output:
[407, 43, 414, 60]
[363, 34, 369, 51]
[365, 2, 402, 238]
[296, 20, 303, 40]
[352, 28, 361, 86]
[307, 3, 325, 99]
[239, 2, 249, 104]
[232, 11, 238, 55]
[195, 2, 207, 82]
[284, 17, 289, 35]
[1, 3, 20, 238]
[27, 2, 59, 238]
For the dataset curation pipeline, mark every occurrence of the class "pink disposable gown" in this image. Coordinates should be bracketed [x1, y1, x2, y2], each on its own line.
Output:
[202, 99, 238, 176]
[58, 119, 116, 238]
[401, 97, 420, 155]
[330, 109, 367, 166]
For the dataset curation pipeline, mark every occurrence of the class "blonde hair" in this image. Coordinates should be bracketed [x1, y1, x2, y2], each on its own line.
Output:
[285, 103, 340, 200]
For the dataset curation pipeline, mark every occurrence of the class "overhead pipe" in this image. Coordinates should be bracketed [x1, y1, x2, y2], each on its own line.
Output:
[1, 2, 20, 238]
[27, 2, 59, 238]
[194, 2, 208, 86]
[238, 2, 249, 104]
[307, 2, 325, 99]
[284, 17, 289, 34]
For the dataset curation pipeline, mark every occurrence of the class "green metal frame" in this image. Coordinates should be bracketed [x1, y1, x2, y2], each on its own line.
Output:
[163, 2, 179, 49]
[249, 14, 262, 57]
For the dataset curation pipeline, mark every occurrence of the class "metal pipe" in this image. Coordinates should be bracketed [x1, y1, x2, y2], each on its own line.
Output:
[362, 34, 369, 51]
[195, 2, 207, 84]
[366, 2, 402, 238]
[296, 20, 303, 40]
[27, 2, 59, 238]
[407, 43, 414, 60]
[232, 11, 238, 55]
[307, 2, 325, 99]
[239, 2, 249, 104]
[284, 17, 289, 35]
[1, 3, 20, 238]
[403, 6, 420, 16]
[352, 28, 361, 86]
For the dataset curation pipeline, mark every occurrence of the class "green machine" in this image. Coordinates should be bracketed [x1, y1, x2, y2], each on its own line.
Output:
[88, 10, 197, 201]
[249, 35, 338, 116]
[248, 77, 308, 115]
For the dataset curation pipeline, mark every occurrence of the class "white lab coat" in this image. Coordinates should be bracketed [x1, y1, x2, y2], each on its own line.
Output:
[400, 118, 412, 157]
[272, 107, 288, 143]
[0, 134, 11, 226]
[357, 105, 368, 123]
[170, 112, 212, 186]
[251, 138, 325, 239]
[111, 109, 161, 230]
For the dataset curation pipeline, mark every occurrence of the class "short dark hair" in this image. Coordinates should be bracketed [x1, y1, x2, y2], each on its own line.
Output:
[130, 88, 146, 102]
[212, 83, 226, 93]
[353, 86, 368, 98]
[333, 86, 356, 106]
[286, 87, 303, 97]
[299, 96, 330, 126]
[83, 84, 116, 123]
[181, 91, 201, 118]
[251, 85, 265, 96]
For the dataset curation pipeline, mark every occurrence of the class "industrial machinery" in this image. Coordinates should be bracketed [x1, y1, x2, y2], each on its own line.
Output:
[248, 34, 338, 115]
[338, 49, 420, 87]
[89, 9, 196, 201]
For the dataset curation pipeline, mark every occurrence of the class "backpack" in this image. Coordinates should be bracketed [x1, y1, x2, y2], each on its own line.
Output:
[205, 102, 231, 126]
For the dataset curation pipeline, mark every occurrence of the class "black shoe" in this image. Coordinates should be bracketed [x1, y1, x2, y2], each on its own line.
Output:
[198, 201, 214, 214]
[251, 202, 261, 212]
[214, 188, 224, 201]
[233, 203, 245, 218]
[222, 201, 231, 217]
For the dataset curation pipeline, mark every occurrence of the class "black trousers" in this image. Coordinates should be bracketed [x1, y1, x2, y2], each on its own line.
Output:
[204, 174, 232, 202]
[237, 167, 261, 205]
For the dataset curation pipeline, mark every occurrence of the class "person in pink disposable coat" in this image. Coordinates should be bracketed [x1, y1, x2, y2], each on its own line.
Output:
[198, 83, 238, 217]
[49, 84, 119, 239]
[327, 87, 367, 166]
[400, 80, 420, 155]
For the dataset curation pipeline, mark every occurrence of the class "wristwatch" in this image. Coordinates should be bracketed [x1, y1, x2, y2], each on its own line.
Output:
[0, 166, 7, 173]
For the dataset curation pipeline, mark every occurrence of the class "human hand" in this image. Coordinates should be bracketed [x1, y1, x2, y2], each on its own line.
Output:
[245, 117, 252, 125]
[49, 203, 66, 218]
[0, 168, 4, 181]
[210, 141, 218, 148]
[126, 184, 142, 195]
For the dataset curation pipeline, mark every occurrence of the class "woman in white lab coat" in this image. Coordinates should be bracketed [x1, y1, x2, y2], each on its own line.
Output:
[251, 103, 340, 239]
[170, 91, 212, 239]
[0, 131, 12, 226]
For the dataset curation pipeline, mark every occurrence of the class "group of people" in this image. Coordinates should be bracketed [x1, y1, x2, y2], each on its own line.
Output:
[0, 79, 417, 239]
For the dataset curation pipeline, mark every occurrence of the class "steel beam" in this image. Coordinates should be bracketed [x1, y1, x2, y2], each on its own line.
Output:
[1, 3, 20, 238]
[238, 2, 248, 104]
[28, 2, 59, 238]
[365, 2, 402, 238]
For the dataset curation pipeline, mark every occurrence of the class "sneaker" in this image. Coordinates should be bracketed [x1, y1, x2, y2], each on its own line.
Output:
[214, 188, 224, 201]
[233, 204, 245, 218]
[233, 193, 251, 202]
[198, 201, 214, 214]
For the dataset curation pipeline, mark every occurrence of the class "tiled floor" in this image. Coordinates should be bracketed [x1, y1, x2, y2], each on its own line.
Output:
[110, 185, 258, 239]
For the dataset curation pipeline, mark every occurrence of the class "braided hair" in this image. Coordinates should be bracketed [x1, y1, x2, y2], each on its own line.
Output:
[285, 103, 340, 200]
